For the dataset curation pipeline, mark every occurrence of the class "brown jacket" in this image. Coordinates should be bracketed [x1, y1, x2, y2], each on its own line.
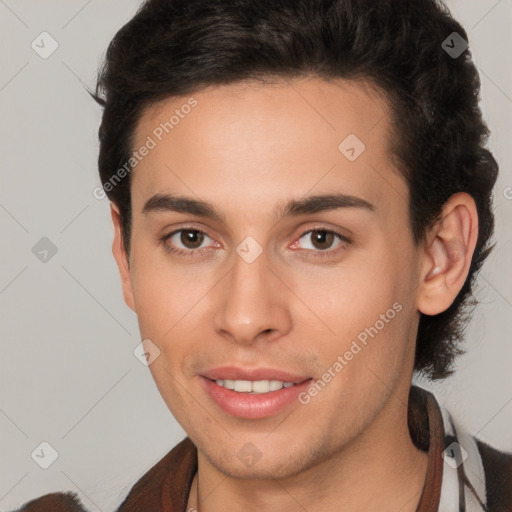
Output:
[11, 387, 512, 511]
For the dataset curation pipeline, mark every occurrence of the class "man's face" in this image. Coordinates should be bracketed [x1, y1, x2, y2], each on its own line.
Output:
[119, 77, 424, 478]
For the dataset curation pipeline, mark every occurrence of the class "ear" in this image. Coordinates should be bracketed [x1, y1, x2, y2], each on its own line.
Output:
[110, 203, 136, 312]
[416, 192, 479, 316]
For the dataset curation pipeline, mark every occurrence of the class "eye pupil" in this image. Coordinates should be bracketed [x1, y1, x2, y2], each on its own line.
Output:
[312, 230, 334, 250]
[181, 229, 204, 248]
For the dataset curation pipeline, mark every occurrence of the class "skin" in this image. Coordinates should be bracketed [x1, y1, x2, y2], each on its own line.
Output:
[111, 77, 478, 512]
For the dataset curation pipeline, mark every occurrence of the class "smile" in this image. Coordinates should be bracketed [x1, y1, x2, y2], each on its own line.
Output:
[201, 375, 312, 419]
[214, 379, 296, 394]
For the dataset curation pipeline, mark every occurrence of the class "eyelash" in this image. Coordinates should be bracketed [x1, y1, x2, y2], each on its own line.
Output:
[160, 226, 350, 260]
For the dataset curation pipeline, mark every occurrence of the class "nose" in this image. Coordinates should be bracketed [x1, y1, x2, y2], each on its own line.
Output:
[213, 246, 292, 346]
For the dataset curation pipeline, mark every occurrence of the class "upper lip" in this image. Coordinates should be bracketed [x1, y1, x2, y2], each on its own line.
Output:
[201, 366, 311, 384]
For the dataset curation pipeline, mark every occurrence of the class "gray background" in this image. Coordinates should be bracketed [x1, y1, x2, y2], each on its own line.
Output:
[0, 1, 511, 510]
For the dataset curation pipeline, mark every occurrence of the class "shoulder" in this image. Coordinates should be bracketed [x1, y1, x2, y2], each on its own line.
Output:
[476, 439, 512, 511]
[9, 491, 89, 512]
[114, 437, 197, 511]
[9, 438, 196, 512]
[414, 386, 512, 511]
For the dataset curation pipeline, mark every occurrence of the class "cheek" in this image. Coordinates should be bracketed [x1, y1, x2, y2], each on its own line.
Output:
[129, 242, 210, 340]
[128, 243, 216, 396]
[285, 259, 415, 434]
[287, 242, 417, 374]
[289, 254, 401, 326]
[146, 357, 210, 440]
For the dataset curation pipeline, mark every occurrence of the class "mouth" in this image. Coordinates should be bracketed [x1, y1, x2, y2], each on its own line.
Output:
[213, 378, 297, 394]
[199, 367, 312, 419]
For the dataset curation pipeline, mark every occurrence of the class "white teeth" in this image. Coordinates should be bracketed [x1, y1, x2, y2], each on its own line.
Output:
[224, 379, 235, 390]
[252, 380, 270, 393]
[269, 380, 283, 391]
[234, 380, 253, 392]
[214, 379, 296, 393]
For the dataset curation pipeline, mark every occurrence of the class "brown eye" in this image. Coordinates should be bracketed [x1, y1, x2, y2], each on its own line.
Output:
[164, 228, 213, 254]
[301, 229, 341, 251]
[310, 230, 335, 250]
[180, 229, 205, 249]
[295, 229, 347, 253]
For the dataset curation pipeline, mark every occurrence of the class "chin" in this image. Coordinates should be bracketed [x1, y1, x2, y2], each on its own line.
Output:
[199, 438, 329, 481]
[210, 455, 304, 480]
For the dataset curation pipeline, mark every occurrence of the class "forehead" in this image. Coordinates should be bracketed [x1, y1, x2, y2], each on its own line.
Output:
[130, 77, 406, 217]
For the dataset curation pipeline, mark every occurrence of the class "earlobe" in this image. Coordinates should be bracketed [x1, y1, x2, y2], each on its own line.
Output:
[110, 203, 136, 312]
[417, 193, 478, 316]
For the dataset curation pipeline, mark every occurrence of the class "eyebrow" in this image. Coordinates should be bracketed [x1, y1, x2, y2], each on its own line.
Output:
[142, 192, 375, 221]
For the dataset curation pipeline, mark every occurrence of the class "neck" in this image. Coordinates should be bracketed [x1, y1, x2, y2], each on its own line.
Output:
[187, 386, 429, 512]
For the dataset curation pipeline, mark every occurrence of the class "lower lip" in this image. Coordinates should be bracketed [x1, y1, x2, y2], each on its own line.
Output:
[200, 377, 313, 419]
